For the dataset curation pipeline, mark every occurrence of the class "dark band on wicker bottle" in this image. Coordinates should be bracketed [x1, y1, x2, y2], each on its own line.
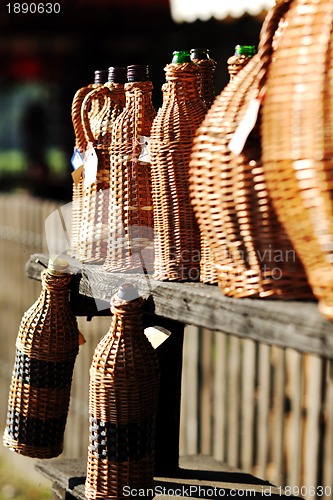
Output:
[227, 45, 256, 80]
[77, 67, 126, 264]
[3, 258, 80, 458]
[190, 48, 217, 109]
[103, 65, 156, 273]
[69, 69, 109, 259]
[85, 284, 159, 500]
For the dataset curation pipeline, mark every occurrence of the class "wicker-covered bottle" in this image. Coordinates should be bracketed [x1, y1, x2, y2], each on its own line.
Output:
[189, 1, 313, 299]
[189, 48, 218, 284]
[103, 65, 156, 273]
[70, 70, 108, 258]
[85, 283, 159, 500]
[3, 258, 80, 458]
[78, 67, 127, 263]
[150, 51, 207, 281]
[262, 0, 333, 317]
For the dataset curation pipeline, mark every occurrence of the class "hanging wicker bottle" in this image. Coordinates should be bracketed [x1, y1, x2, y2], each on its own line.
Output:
[70, 70, 108, 259]
[103, 65, 156, 273]
[78, 67, 127, 263]
[189, 1, 313, 299]
[85, 283, 159, 500]
[262, 0, 333, 317]
[3, 258, 80, 458]
[150, 51, 207, 281]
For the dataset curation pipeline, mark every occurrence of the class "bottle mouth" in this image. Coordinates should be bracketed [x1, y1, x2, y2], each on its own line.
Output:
[47, 257, 69, 276]
[94, 69, 108, 84]
[190, 48, 210, 60]
[127, 65, 149, 82]
[172, 50, 191, 64]
[108, 66, 127, 84]
[234, 45, 256, 58]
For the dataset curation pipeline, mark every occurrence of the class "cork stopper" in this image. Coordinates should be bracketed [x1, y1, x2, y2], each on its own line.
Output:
[47, 257, 69, 276]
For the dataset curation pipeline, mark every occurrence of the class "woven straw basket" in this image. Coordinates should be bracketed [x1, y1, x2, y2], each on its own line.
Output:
[262, 0, 333, 316]
[85, 284, 159, 500]
[3, 265, 79, 458]
[189, 0, 313, 299]
[103, 72, 156, 273]
[150, 61, 207, 281]
[78, 81, 126, 263]
[69, 72, 108, 259]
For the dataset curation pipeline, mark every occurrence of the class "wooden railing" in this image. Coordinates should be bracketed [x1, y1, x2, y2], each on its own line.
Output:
[1, 193, 333, 499]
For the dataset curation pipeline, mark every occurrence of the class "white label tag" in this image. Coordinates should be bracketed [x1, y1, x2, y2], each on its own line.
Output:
[83, 145, 98, 189]
[228, 98, 261, 155]
[139, 136, 151, 163]
[71, 147, 84, 170]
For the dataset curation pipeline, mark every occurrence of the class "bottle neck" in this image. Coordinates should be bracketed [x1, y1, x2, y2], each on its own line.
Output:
[41, 271, 71, 302]
[124, 80, 154, 109]
[165, 63, 200, 100]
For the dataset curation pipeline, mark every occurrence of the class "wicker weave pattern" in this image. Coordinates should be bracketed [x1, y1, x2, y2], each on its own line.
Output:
[150, 63, 207, 281]
[85, 287, 159, 500]
[189, 1, 313, 299]
[3, 271, 79, 458]
[77, 84, 126, 263]
[103, 81, 156, 273]
[262, 0, 333, 316]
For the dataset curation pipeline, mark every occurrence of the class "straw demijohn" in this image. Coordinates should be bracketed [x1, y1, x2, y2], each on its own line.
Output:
[3, 258, 80, 458]
[85, 283, 159, 500]
[227, 45, 256, 80]
[189, 48, 218, 284]
[70, 70, 108, 258]
[262, 0, 333, 317]
[103, 65, 156, 273]
[150, 52, 207, 281]
[189, 1, 313, 299]
[78, 67, 126, 263]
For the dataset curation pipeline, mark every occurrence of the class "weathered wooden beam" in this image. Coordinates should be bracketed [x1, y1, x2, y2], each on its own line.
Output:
[26, 253, 333, 358]
[35, 456, 301, 499]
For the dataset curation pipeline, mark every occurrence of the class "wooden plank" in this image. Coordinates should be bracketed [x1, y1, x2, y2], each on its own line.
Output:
[180, 325, 199, 455]
[200, 328, 212, 455]
[241, 339, 256, 472]
[323, 360, 333, 499]
[213, 332, 227, 462]
[227, 336, 241, 467]
[26, 253, 333, 359]
[273, 347, 286, 486]
[287, 350, 303, 488]
[257, 344, 271, 479]
[303, 355, 324, 497]
[36, 455, 301, 500]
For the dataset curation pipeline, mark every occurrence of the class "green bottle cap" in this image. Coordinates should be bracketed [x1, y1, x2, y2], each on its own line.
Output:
[235, 45, 256, 58]
[172, 50, 191, 64]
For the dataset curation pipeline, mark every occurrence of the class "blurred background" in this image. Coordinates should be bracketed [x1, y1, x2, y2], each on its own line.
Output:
[0, 0, 267, 200]
[1, 2, 332, 500]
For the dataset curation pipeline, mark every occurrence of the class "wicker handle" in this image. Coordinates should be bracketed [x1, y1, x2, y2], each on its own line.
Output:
[81, 86, 110, 147]
[71, 85, 93, 152]
[257, 0, 293, 94]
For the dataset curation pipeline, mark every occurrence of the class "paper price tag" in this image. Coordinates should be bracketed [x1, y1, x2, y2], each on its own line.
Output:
[71, 147, 84, 170]
[139, 136, 151, 163]
[228, 98, 261, 155]
[83, 146, 98, 189]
